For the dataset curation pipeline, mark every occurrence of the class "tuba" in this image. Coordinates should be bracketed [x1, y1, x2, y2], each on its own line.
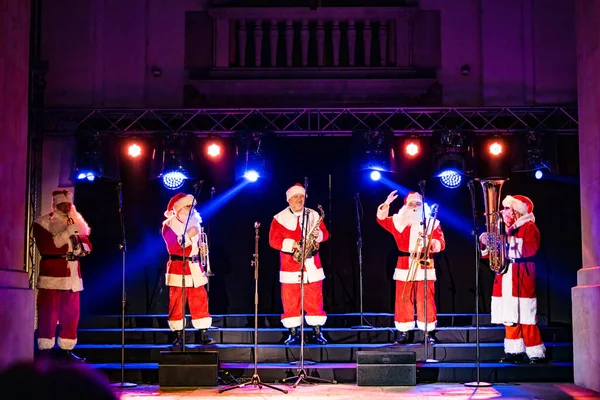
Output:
[477, 178, 509, 275]
[199, 226, 213, 276]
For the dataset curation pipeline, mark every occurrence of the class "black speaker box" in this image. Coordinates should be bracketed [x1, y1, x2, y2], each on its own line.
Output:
[356, 351, 416, 386]
[159, 351, 219, 387]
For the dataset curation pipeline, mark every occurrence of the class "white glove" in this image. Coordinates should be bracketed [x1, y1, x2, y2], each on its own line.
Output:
[430, 239, 441, 253]
[66, 224, 80, 236]
[385, 190, 398, 205]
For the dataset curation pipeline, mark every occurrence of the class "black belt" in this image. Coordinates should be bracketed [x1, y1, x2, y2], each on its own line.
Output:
[40, 254, 79, 261]
[397, 251, 431, 259]
[510, 256, 535, 263]
[169, 255, 200, 263]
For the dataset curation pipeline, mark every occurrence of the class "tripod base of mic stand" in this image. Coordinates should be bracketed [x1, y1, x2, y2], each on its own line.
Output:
[110, 382, 138, 388]
[282, 368, 337, 388]
[290, 360, 316, 366]
[464, 381, 492, 387]
[219, 374, 288, 394]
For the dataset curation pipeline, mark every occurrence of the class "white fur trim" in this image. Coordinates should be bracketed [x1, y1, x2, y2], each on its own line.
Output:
[38, 276, 84, 292]
[316, 229, 324, 243]
[430, 239, 442, 253]
[526, 343, 546, 359]
[502, 195, 529, 216]
[53, 230, 70, 248]
[282, 316, 302, 328]
[82, 243, 91, 252]
[168, 319, 184, 331]
[189, 262, 208, 288]
[481, 248, 489, 257]
[280, 267, 325, 284]
[393, 267, 436, 281]
[507, 237, 524, 259]
[405, 192, 422, 204]
[53, 192, 73, 205]
[191, 317, 212, 330]
[510, 212, 535, 230]
[416, 320, 437, 331]
[491, 265, 538, 325]
[281, 238, 295, 253]
[392, 207, 438, 244]
[286, 185, 306, 201]
[165, 272, 207, 287]
[395, 321, 415, 332]
[57, 337, 77, 350]
[377, 203, 390, 220]
[273, 208, 320, 233]
[174, 195, 196, 213]
[504, 338, 526, 354]
[305, 315, 327, 326]
[38, 337, 56, 350]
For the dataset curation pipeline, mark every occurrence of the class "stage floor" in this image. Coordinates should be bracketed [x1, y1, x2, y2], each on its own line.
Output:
[115, 383, 600, 399]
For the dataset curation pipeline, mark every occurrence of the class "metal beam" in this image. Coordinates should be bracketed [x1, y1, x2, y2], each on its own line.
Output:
[42, 106, 578, 136]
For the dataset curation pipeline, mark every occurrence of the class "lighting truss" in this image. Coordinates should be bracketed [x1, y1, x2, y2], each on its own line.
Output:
[41, 106, 578, 136]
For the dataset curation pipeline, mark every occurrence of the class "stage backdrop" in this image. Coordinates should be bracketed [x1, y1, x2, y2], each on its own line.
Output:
[73, 135, 580, 326]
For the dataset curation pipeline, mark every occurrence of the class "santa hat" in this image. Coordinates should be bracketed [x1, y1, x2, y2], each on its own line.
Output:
[164, 193, 196, 217]
[286, 184, 306, 201]
[52, 190, 73, 207]
[502, 194, 534, 215]
[404, 192, 422, 205]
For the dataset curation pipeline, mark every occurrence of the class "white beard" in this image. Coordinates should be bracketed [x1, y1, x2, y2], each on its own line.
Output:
[394, 205, 423, 227]
[49, 206, 90, 235]
[177, 209, 202, 227]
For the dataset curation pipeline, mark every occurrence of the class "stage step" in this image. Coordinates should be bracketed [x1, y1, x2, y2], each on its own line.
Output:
[90, 361, 575, 384]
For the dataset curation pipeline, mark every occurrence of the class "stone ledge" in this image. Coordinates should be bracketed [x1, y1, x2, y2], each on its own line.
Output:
[577, 266, 600, 286]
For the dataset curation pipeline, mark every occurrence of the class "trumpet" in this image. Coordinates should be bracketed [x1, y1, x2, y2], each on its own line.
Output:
[67, 217, 89, 257]
[199, 226, 213, 276]
[401, 204, 439, 301]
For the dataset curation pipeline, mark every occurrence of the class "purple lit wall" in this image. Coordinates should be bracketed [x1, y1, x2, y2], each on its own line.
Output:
[0, 0, 35, 370]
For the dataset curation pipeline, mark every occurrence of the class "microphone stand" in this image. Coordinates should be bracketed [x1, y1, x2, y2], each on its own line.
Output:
[283, 177, 336, 388]
[179, 181, 203, 351]
[419, 180, 438, 363]
[352, 193, 372, 329]
[219, 223, 288, 394]
[111, 183, 137, 388]
[465, 180, 492, 387]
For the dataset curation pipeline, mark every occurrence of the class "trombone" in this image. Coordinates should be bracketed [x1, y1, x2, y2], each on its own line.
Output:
[199, 226, 213, 277]
[401, 204, 439, 301]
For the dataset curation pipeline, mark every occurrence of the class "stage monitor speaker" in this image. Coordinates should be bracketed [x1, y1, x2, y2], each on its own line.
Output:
[159, 351, 219, 387]
[356, 350, 416, 386]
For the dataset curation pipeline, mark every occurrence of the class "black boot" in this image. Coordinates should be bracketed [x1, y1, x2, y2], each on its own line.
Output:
[311, 325, 327, 345]
[284, 327, 300, 345]
[64, 350, 86, 362]
[35, 349, 53, 360]
[427, 331, 440, 345]
[55, 349, 86, 362]
[394, 331, 410, 344]
[500, 352, 525, 364]
[199, 329, 214, 345]
[172, 330, 183, 348]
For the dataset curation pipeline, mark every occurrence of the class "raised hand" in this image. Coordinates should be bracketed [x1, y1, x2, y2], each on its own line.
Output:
[385, 190, 399, 205]
[479, 233, 489, 246]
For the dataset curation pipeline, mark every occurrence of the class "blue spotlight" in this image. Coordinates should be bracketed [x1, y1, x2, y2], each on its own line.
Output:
[438, 169, 462, 189]
[370, 170, 381, 181]
[76, 171, 96, 182]
[534, 170, 543, 180]
[244, 170, 260, 182]
[162, 170, 188, 190]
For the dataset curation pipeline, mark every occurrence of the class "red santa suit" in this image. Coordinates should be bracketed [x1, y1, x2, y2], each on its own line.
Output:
[269, 185, 329, 328]
[33, 190, 91, 351]
[483, 195, 545, 359]
[377, 192, 445, 332]
[162, 193, 211, 332]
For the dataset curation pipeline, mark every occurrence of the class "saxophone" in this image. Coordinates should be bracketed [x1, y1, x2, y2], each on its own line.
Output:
[293, 205, 325, 263]
[478, 178, 509, 274]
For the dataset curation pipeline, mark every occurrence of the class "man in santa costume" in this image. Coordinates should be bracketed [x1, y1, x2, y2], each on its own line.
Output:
[33, 189, 92, 361]
[162, 192, 213, 346]
[376, 190, 445, 344]
[269, 183, 329, 345]
[480, 194, 546, 363]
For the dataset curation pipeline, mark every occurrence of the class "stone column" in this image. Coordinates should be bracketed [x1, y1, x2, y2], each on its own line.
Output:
[0, 0, 34, 370]
[572, 0, 600, 393]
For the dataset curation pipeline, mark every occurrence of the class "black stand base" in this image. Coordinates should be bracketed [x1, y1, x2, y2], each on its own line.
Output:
[110, 382, 138, 388]
[290, 360, 316, 366]
[351, 325, 373, 329]
[219, 374, 288, 394]
[282, 368, 337, 388]
[465, 381, 493, 387]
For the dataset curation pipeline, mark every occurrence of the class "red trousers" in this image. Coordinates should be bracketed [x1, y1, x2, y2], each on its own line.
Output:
[37, 289, 80, 350]
[281, 281, 327, 328]
[505, 323, 546, 358]
[394, 280, 437, 332]
[168, 286, 211, 331]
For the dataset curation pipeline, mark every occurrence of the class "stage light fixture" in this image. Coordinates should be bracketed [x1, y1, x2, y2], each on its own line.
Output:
[489, 142, 502, 156]
[207, 143, 221, 158]
[235, 132, 267, 182]
[353, 129, 396, 177]
[370, 170, 381, 181]
[74, 132, 118, 183]
[432, 129, 473, 189]
[405, 140, 420, 157]
[512, 130, 555, 177]
[151, 133, 196, 190]
[128, 143, 142, 158]
[535, 170, 543, 180]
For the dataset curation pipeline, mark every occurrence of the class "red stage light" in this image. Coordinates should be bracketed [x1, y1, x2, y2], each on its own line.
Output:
[128, 144, 142, 158]
[405, 142, 419, 157]
[207, 143, 221, 158]
[489, 142, 502, 156]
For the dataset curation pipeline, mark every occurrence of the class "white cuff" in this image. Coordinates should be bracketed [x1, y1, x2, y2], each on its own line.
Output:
[281, 238, 295, 253]
[377, 204, 389, 220]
